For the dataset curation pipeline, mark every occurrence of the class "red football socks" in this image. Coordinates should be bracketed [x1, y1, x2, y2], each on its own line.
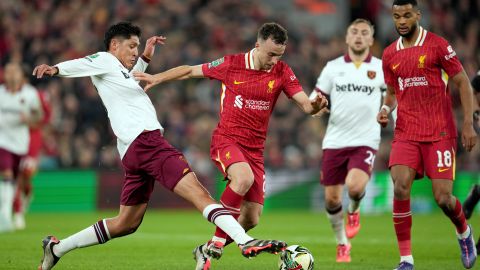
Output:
[214, 185, 243, 239]
[393, 199, 412, 256]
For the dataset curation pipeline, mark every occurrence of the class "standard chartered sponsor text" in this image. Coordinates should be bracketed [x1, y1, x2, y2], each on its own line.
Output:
[245, 99, 270, 110]
[404, 76, 428, 88]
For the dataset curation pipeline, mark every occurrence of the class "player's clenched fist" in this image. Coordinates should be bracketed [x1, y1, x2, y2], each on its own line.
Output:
[310, 94, 328, 115]
[377, 108, 389, 128]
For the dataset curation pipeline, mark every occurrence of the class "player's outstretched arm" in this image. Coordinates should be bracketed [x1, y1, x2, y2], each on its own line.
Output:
[133, 64, 204, 91]
[291, 91, 328, 115]
[377, 85, 396, 128]
[452, 70, 477, 151]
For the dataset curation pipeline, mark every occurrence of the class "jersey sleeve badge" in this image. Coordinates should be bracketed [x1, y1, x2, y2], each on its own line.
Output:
[208, 57, 225, 68]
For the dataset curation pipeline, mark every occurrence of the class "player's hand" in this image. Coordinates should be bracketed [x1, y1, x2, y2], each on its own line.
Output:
[377, 109, 389, 128]
[311, 107, 330, 118]
[133, 72, 158, 91]
[310, 94, 328, 115]
[142, 36, 166, 60]
[33, 64, 58, 78]
[462, 121, 477, 152]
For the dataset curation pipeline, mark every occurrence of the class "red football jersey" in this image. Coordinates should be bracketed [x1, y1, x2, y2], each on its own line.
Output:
[202, 49, 303, 150]
[27, 90, 52, 157]
[382, 27, 463, 141]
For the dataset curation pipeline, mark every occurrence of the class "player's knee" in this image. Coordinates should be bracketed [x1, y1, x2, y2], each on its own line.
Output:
[325, 195, 342, 209]
[348, 187, 365, 200]
[231, 176, 254, 193]
[393, 181, 410, 199]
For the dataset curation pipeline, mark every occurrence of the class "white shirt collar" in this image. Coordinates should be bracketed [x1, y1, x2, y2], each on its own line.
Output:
[396, 26, 428, 51]
[244, 48, 272, 72]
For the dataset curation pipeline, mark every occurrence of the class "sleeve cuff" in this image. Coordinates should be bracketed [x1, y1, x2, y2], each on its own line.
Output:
[140, 55, 151, 63]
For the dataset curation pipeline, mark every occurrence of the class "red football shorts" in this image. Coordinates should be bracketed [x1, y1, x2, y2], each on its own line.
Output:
[210, 135, 265, 205]
[389, 138, 457, 180]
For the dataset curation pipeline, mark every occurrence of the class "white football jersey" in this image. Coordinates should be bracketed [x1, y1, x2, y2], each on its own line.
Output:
[0, 84, 41, 155]
[56, 52, 162, 158]
[310, 54, 385, 150]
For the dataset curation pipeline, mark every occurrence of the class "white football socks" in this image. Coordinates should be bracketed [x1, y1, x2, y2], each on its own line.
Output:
[0, 180, 14, 233]
[400, 255, 414, 265]
[327, 209, 348, 245]
[54, 219, 111, 257]
[203, 204, 253, 245]
[457, 225, 471, 240]
[348, 192, 365, 213]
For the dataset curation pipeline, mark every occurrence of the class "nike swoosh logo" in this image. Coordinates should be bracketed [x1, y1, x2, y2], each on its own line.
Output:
[438, 168, 450, 172]
[392, 63, 400, 70]
[234, 80, 246, 85]
[393, 221, 403, 225]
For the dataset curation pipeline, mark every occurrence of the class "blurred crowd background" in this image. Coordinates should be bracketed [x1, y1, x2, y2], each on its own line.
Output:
[0, 0, 479, 180]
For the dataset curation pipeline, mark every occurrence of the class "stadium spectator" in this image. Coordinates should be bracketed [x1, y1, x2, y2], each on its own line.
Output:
[377, 0, 478, 269]
[309, 18, 385, 263]
[33, 21, 286, 270]
[0, 62, 42, 232]
[134, 22, 328, 270]
[1, 0, 479, 173]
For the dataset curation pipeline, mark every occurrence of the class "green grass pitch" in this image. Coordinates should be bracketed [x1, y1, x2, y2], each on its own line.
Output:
[0, 210, 479, 269]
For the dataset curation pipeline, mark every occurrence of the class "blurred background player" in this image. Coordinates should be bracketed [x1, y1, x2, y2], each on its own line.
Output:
[378, 0, 478, 269]
[309, 18, 385, 263]
[0, 62, 42, 232]
[12, 87, 51, 230]
[462, 70, 480, 253]
[33, 22, 286, 270]
[134, 22, 327, 270]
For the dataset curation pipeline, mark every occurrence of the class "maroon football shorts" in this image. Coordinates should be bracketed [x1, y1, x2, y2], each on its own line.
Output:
[120, 130, 192, 206]
[389, 138, 457, 180]
[321, 146, 377, 186]
[0, 147, 23, 178]
[210, 135, 265, 205]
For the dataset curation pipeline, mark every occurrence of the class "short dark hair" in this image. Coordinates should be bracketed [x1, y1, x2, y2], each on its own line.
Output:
[393, 0, 418, 7]
[104, 22, 141, 50]
[257, 22, 288, 45]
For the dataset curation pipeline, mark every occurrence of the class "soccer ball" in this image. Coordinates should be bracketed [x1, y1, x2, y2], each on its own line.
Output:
[278, 245, 314, 270]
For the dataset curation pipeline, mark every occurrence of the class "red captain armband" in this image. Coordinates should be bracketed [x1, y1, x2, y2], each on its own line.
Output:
[140, 55, 151, 63]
